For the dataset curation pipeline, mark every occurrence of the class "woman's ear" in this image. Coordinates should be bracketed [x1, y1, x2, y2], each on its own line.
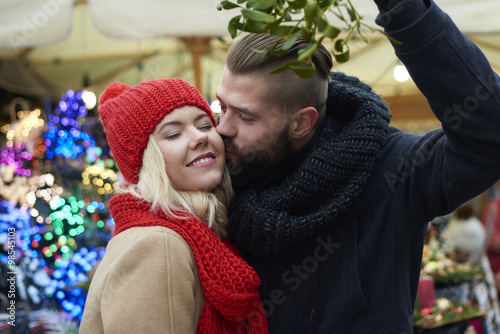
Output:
[290, 107, 318, 139]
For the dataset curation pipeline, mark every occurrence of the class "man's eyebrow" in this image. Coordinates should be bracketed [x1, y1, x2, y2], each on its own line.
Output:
[215, 94, 260, 119]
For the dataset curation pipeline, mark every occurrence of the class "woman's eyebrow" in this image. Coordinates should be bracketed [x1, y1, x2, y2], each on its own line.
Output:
[157, 113, 210, 133]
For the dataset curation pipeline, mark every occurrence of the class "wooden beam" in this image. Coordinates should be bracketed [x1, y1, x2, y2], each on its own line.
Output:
[74, 0, 88, 6]
[383, 94, 442, 134]
[17, 48, 33, 60]
[466, 34, 500, 52]
[184, 37, 212, 93]
[383, 94, 436, 121]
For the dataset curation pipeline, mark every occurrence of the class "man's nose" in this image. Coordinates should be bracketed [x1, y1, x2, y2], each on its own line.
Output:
[216, 112, 237, 137]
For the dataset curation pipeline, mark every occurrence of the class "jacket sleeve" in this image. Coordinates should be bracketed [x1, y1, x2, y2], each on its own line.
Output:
[376, 0, 500, 220]
[100, 228, 203, 334]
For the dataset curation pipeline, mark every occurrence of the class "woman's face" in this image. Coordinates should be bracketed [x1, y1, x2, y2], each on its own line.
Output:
[152, 106, 225, 192]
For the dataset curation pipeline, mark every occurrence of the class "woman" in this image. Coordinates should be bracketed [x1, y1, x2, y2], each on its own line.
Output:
[441, 203, 485, 264]
[79, 79, 268, 333]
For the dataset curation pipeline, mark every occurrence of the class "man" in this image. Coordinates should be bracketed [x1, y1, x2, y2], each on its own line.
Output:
[216, 0, 500, 332]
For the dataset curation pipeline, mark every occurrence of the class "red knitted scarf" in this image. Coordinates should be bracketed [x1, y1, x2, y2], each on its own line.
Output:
[109, 194, 268, 333]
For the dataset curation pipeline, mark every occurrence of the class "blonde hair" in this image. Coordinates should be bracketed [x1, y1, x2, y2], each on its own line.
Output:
[115, 136, 232, 238]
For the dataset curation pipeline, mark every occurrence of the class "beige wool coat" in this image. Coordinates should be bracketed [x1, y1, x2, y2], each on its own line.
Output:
[79, 226, 205, 333]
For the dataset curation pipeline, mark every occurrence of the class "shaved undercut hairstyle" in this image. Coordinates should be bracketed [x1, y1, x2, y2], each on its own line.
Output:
[226, 33, 333, 126]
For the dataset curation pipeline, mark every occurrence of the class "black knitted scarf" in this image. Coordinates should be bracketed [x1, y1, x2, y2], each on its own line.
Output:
[227, 72, 391, 256]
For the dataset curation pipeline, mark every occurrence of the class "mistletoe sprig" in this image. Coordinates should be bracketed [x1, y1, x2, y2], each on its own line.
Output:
[217, 0, 395, 78]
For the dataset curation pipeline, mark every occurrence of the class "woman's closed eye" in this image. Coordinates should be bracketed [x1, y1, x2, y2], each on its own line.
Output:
[165, 131, 181, 140]
[198, 122, 214, 131]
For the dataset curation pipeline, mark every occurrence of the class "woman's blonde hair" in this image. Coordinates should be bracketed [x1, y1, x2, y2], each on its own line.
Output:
[114, 136, 233, 238]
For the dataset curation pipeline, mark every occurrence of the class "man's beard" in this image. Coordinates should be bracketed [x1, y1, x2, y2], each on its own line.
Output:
[223, 124, 294, 191]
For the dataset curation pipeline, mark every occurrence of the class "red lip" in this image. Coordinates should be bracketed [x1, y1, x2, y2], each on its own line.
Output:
[186, 152, 216, 167]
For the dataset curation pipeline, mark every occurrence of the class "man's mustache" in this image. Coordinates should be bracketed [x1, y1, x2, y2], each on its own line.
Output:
[222, 137, 241, 156]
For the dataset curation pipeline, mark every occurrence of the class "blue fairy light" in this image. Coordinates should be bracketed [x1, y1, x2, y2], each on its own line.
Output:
[56, 290, 65, 300]
[48, 246, 105, 322]
[43, 89, 96, 160]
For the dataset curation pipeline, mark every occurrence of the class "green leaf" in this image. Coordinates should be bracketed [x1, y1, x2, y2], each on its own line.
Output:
[323, 24, 340, 39]
[334, 51, 350, 63]
[270, 25, 300, 36]
[333, 46, 350, 63]
[218, 0, 241, 10]
[228, 20, 238, 38]
[317, 15, 327, 32]
[218, 0, 392, 77]
[282, 33, 300, 50]
[379, 30, 402, 45]
[300, 27, 312, 40]
[243, 19, 268, 33]
[250, 47, 267, 54]
[267, 18, 283, 30]
[288, 0, 307, 10]
[304, 0, 317, 25]
[265, 47, 287, 57]
[347, 7, 357, 22]
[228, 16, 242, 38]
[334, 39, 344, 52]
[268, 61, 293, 74]
[290, 62, 316, 78]
[241, 8, 276, 22]
[268, 60, 303, 74]
[297, 42, 318, 61]
[318, 0, 334, 9]
[247, 0, 275, 10]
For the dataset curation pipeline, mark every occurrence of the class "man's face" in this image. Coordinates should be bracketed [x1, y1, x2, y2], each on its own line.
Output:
[216, 68, 293, 187]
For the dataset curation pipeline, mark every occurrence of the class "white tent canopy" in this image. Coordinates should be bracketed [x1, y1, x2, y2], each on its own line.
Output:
[0, 0, 499, 116]
[2, 0, 500, 49]
[0, 0, 237, 49]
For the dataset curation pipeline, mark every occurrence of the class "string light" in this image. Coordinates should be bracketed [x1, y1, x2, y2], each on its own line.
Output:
[24, 174, 63, 220]
[81, 90, 97, 110]
[0, 201, 32, 265]
[82, 163, 118, 195]
[0, 143, 33, 176]
[43, 90, 95, 160]
[45, 246, 105, 322]
[2, 109, 45, 146]
[210, 100, 221, 119]
[0, 93, 113, 325]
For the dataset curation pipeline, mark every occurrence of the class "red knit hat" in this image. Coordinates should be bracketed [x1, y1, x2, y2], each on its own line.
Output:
[99, 78, 216, 184]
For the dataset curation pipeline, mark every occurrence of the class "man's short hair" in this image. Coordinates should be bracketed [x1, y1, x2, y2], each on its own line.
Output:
[226, 33, 333, 123]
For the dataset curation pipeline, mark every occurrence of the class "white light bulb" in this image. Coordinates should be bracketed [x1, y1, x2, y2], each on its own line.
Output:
[394, 65, 410, 82]
[82, 91, 97, 109]
[210, 100, 221, 117]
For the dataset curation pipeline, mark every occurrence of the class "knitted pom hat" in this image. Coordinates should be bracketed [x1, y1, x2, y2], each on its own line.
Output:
[99, 79, 216, 184]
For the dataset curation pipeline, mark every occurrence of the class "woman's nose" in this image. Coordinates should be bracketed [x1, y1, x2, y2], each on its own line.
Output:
[190, 129, 208, 149]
